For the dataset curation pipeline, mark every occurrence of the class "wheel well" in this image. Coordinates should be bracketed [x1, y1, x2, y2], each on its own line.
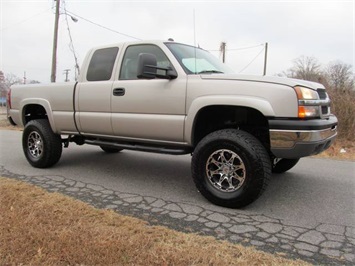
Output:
[192, 105, 270, 148]
[23, 104, 48, 125]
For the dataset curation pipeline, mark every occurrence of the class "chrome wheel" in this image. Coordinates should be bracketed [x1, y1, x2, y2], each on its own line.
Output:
[205, 149, 246, 192]
[27, 131, 43, 159]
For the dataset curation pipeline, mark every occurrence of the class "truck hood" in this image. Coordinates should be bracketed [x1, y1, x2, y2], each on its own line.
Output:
[200, 74, 324, 90]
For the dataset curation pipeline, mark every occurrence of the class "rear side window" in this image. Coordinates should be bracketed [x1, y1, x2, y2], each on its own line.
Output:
[86, 47, 118, 81]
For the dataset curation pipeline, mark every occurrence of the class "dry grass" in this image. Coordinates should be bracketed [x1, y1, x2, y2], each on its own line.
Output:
[0, 177, 309, 266]
[327, 88, 355, 141]
[312, 139, 355, 160]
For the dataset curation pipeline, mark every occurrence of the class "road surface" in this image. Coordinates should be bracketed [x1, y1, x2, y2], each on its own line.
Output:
[1, 130, 354, 265]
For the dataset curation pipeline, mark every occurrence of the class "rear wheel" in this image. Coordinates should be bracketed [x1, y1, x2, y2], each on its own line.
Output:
[272, 158, 300, 173]
[192, 129, 271, 208]
[22, 119, 62, 168]
[100, 146, 123, 153]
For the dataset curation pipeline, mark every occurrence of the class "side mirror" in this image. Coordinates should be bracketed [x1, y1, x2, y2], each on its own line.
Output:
[137, 53, 157, 79]
[137, 53, 177, 80]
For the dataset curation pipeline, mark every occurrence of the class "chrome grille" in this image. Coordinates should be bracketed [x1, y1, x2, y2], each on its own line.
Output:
[316, 88, 330, 117]
[317, 88, 327, 99]
[322, 106, 329, 115]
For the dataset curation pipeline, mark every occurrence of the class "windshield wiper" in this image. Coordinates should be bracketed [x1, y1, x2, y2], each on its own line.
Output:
[197, 70, 224, 74]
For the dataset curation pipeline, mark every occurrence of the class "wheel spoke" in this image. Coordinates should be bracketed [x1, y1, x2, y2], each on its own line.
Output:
[209, 169, 222, 176]
[226, 177, 236, 190]
[210, 158, 222, 168]
[219, 153, 226, 163]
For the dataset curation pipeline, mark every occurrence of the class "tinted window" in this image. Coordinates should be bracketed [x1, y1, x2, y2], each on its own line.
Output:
[87, 47, 118, 81]
[120, 45, 172, 80]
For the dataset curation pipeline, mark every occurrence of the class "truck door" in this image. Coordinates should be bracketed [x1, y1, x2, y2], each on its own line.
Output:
[111, 44, 186, 142]
[76, 47, 119, 136]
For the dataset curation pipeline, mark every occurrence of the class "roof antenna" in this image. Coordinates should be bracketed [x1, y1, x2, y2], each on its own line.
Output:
[193, 9, 197, 74]
[168, 38, 174, 41]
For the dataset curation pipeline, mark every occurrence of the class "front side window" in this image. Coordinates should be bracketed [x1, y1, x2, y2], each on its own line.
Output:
[87, 47, 118, 81]
[120, 44, 172, 80]
[165, 42, 234, 75]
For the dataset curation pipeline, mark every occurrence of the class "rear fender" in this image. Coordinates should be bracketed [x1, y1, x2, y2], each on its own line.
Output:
[20, 99, 57, 133]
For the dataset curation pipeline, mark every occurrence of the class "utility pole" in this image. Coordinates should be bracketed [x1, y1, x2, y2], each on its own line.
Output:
[51, 0, 60, 83]
[263, 42, 268, 76]
[63, 69, 70, 82]
[220, 42, 226, 63]
[23, 71, 26, 84]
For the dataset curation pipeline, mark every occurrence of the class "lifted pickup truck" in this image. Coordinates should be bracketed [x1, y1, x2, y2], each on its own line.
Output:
[8, 40, 337, 208]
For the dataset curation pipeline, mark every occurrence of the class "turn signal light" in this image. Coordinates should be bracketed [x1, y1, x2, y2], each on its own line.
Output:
[298, 106, 306, 118]
[298, 106, 320, 118]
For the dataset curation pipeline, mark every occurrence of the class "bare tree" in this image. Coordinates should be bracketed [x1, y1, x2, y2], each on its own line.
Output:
[280, 56, 323, 82]
[289, 56, 322, 82]
[325, 61, 353, 91]
[0, 72, 22, 100]
[4, 73, 22, 88]
[0, 71, 6, 98]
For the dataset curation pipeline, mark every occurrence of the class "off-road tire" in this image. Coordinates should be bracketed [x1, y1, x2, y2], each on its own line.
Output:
[100, 146, 123, 153]
[272, 158, 300, 174]
[22, 119, 62, 168]
[192, 129, 271, 208]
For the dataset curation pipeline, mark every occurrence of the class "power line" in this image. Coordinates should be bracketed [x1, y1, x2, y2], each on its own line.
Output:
[228, 43, 264, 51]
[207, 43, 264, 52]
[0, 8, 51, 31]
[65, 10, 141, 40]
[239, 47, 265, 73]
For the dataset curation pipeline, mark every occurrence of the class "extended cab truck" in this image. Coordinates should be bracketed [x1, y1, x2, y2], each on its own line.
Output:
[8, 40, 338, 208]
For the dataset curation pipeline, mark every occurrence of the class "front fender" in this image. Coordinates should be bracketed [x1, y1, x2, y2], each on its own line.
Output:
[184, 95, 275, 145]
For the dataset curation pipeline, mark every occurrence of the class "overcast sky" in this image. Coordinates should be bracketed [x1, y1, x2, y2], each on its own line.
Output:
[0, 0, 354, 83]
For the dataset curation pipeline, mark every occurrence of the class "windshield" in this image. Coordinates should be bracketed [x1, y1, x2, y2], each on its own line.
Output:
[165, 42, 234, 75]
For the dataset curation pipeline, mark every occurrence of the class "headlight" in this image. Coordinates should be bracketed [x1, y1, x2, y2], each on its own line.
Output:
[294, 86, 318, 100]
[294, 86, 320, 118]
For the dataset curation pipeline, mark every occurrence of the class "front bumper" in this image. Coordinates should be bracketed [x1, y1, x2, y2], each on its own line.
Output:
[269, 115, 338, 158]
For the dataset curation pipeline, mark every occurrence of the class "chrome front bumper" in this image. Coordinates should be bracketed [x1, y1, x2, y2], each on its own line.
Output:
[269, 116, 338, 158]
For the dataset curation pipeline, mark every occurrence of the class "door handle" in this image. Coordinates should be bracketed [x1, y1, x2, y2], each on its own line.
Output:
[113, 88, 125, 96]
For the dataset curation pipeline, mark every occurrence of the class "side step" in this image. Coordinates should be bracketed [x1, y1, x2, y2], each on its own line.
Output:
[84, 139, 192, 155]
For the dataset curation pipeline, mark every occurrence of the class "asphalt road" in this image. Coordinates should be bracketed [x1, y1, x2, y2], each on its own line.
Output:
[1, 130, 354, 265]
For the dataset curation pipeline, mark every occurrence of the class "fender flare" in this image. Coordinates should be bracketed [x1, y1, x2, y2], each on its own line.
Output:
[20, 98, 57, 133]
[184, 95, 275, 145]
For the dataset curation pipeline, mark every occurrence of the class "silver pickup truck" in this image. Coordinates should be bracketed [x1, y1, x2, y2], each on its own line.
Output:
[8, 40, 338, 208]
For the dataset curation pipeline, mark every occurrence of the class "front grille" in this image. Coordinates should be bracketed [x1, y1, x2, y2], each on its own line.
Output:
[322, 106, 329, 115]
[317, 88, 327, 99]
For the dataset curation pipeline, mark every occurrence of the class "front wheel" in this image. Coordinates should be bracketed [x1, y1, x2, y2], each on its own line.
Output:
[22, 119, 62, 168]
[192, 129, 271, 208]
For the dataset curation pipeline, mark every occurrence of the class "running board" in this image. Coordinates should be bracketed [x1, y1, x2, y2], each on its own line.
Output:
[84, 139, 191, 155]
